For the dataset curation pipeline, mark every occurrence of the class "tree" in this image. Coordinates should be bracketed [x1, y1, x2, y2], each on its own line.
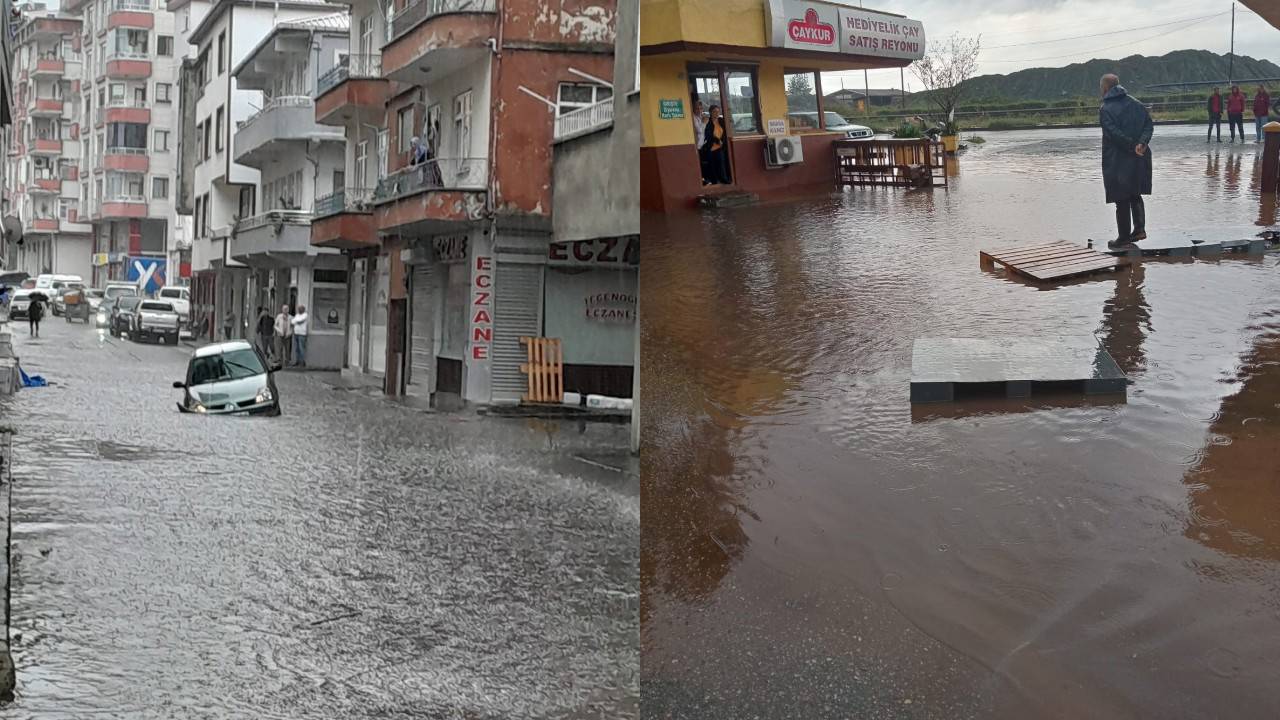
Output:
[785, 73, 817, 111]
[913, 33, 981, 129]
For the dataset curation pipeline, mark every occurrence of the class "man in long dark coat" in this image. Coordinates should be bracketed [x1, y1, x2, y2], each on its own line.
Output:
[1099, 74, 1153, 249]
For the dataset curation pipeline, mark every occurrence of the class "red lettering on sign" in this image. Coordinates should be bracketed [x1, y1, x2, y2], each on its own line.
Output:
[473, 309, 492, 323]
[599, 237, 619, 263]
[472, 346, 489, 360]
[788, 9, 835, 46]
[624, 237, 640, 265]
[474, 291, 490, 306]
[549, 243, 568, 261]
[573, 242, 593, 262]
[472, 327, 492, 342]
[476, 274, 491, 289]
[475, 256, 492, 271]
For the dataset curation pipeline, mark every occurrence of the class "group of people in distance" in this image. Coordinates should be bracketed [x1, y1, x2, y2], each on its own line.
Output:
[1206, 84, 1276, 143]
[244, 304, 309, 368]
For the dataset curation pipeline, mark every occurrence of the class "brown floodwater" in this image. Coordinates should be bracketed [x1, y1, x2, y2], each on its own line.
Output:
[641, 126, 1280, 719]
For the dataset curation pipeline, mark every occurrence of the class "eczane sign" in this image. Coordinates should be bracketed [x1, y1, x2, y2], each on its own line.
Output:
[767, 0, 925, 61]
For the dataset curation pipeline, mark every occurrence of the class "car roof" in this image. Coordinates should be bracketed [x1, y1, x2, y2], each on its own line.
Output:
[194, 340, 254, 358]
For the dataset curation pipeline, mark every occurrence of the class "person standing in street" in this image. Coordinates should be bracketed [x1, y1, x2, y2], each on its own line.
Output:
[1253, 85, 1271, 143]
[224, 308, 236, 341]
[691, 99, 709, 185]
[255, 306, 273, 360]
[28, 295, 44, 337]
[1226, 84, 1246, 142]
[290, 304, 309, 368]
[273, 305, 292, 367]
[1099, 74, 1153, 250]
[1207, 87, 1223, 143]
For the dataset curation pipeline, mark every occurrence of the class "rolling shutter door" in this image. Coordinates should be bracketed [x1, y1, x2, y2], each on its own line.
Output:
[491, 262, 543, 403]
[408, 264, 435, 394]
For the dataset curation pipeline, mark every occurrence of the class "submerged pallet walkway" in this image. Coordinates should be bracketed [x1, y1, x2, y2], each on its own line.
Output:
[980, 241, 1122, 282]
[910, 336, 1128, 404]
[1102, 237, 1269, 257]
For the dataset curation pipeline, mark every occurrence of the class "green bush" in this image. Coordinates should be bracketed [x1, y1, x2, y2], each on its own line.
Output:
[966, 135, 986, 144]
[893, 123, 924, 138]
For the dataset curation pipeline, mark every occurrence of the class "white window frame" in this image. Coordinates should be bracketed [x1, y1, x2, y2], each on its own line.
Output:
[154, 129, 169, 152]
[355, 140, 368, 186]
[152, 176, 169, 199]
[453, 90, 472, 158]
[557, 82, 611, 117]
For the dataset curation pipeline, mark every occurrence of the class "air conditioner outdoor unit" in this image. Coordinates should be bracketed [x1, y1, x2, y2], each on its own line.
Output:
[765, 135, 804, 167]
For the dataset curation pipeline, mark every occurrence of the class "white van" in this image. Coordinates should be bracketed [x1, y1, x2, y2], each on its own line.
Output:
[35, 273, 85, 291]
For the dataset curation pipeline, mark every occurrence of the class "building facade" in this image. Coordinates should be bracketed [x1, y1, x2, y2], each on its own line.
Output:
[5, 11, 94, 280]
[640, 0, 925, 211]
[315, 0, 617, 406]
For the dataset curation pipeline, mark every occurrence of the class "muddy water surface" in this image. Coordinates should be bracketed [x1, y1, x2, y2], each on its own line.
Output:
[642, 127, 1280, 718]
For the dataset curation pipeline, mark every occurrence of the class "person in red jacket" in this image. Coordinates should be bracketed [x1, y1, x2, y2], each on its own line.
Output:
[1226, 84, 1246, 143]
[1207, 87, 1223, 142]
[1253, 85, 1271, 143]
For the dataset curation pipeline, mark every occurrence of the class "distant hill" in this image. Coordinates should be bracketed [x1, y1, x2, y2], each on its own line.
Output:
[956, 50, 1280, 101]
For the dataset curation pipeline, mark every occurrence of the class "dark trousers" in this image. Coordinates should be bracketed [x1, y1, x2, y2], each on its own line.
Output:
[697, 145, 711, 185]
[1208, 112, 1221, 140]
[1228, 112, 1245, 140]
[705, 147, 731, 185]
[1115, 195, 1146, 240]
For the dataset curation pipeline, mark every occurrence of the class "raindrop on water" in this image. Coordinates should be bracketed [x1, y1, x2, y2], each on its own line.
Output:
[880, 572, 902, 591]
[1207, 647, 1241, 679]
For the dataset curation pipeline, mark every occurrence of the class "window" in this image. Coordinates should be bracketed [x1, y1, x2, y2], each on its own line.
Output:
[557, 82, 611, 117]
[152, 177, 169, 199]
[154, 129, 169, 152]
[106, 122, 147, 149]
[97, 87, 105, 107]
[156, 83, 172, 103]
[238, 186, 255, 219]
[181, 7, 189, 32]
[110, 83, 124, 102]
[397, 107, 413, 153]
[215, 107, 224, 152]
[114, 28, 148, 56]
[726, 69, 761, 135]
[195, 121, 205, 162]
[355, 140, 368, 185]
[203, 121, 210, 161]
[134, 86, 147, 105]
[453, 90, 472, 158]
[158, 36, 173, 57]
[217, 32, 225, 75]
[358, 14, 374, 55]
[784, 71, 821, 132]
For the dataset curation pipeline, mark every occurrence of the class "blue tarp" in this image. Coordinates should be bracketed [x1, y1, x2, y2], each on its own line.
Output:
[19, 367, 47, 388]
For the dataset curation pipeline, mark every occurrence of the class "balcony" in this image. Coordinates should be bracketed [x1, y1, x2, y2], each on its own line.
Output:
[554, 99, 615, 142]
[31, 138, 63, 155]
[31, 98, 64, 116]
[107, 1, 155, 32]
[315, 55, 388, 126]
[103, 147, 149, 172]
[373, 158, 488, 234]
[312, 188, 379, 250]
[31, 177, 61, 194]
[99, 196, 149, 219]
[382, 0, 496, 86]
[97, 99, 151, 127]
[105, 53, 152, 80]
[231, 210, 319, 265]
[31, 218, 59, 232]
[234, 96, 345, 167]
[32, 58, 66, 77]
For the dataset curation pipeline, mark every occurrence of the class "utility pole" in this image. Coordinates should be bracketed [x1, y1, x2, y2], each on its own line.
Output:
[900, 67, 906, 108]
[1228, 1, 1236, 84]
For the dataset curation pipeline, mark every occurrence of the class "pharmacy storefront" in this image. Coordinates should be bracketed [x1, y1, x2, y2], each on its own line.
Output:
[640, 0, 925, 210]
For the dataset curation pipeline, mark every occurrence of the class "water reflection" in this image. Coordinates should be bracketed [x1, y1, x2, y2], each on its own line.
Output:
[1098, 262, 1150, 375]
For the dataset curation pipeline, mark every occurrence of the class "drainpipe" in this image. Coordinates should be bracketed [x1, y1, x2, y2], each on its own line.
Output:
[485, 0, 503, 222]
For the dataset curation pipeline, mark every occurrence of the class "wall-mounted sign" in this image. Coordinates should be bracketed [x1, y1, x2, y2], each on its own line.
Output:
[91, 252, 109, 267]
[659, 98, 685, 119]
[766, 118, 787, 135]
[548, 238, 639, 267]
[767, 0, 925, 61]
[584, 292, 636, 323]
[470, 256, 493, 361]
[126, 256, 166, 294]
[432, 234, 468, 263]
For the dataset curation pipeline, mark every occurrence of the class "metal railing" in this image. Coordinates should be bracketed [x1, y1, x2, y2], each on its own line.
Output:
[107, 50, 150, 62]
[105, 146, 147, 155]
[235, 209, 314, 233]
[314, 187, 376, 218]
[238, 96, 314, 134]
[112, 0, 151, 9]
[96, 98, 148, 125]
[317, 55, 382, 96]
[373, 157, 487, 203]
[391, 0, 496, 42]
[554, 99, 614, 141]
[102, 194, 147, 203]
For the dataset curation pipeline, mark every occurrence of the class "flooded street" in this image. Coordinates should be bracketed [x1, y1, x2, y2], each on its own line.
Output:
[0, 320, 638, 718]
[641, 126, 1280, 718]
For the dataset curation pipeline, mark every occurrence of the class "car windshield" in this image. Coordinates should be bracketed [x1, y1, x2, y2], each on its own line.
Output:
[105, 286, 136, 299]
[140, 301, 172, 312]
[189, 348, 266, 385]
[118, 297, 141, 310]
[824, 112, 851, 127]
[160, 289, 183, 298]
[87, 290, 104, 298]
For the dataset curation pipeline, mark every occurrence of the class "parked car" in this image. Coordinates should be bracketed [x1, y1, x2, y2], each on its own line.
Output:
[156, 286, 190, 333]
[35, 274, 84, 296]
[132, 299, 181, 344]
[52, 283, 85, 316]
[8, 289, 33, 320]
[787, 111, 875, 139]
[173, 340, 282, 416]
[103, 282, 139, 302]
[83, 288, 105, 313]
[95, 296, 118, 328]
[109, 296, 143, 337]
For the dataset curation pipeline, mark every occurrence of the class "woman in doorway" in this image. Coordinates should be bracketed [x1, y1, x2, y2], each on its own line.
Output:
[704, 104, 732, 185]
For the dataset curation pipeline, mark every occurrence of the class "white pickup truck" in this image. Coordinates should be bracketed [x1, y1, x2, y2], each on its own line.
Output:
[133, 299, 181, 345]
[157, 286, 191, 334]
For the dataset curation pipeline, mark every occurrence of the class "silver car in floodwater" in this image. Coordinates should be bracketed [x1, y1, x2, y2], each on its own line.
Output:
[173, 340, 282, 415]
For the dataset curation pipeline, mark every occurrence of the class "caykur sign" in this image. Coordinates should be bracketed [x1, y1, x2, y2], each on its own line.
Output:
[767, 0, 925, 61]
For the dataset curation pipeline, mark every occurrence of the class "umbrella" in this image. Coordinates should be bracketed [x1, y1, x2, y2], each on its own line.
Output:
[28, 291, 49, 302]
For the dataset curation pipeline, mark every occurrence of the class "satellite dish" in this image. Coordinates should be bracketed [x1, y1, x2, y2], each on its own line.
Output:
[2, 216, 23, 246]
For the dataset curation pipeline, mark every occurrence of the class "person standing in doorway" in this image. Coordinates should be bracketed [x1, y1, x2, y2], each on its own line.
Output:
[290, 304, 309, 368]
[691, 99, 709, 185]
[704, 104, 732, 185]
[255, 306, 273, 360]
[1253, 85, 1271, 143]
[273, 304, 292, 367]
[1207, 87, 1223, 143]
[224, 307, 236, 341]
[1099, 74, 1153, 250]
[1226, 84, 1246, 142]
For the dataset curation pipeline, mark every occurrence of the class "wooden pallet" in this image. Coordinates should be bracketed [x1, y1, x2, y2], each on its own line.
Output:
[980, 241, 1121, 282]
[910, 336, 1128, 404]
[519, 337, 563, 404]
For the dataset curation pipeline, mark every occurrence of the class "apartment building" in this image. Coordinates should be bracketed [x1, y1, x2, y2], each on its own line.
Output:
[1, 0, 16, 271]
[5, 11, 94, 280]
[227, 14, 348, 366]
[176, 0, 335, 340]
[59, 0, 182, 292]
[315, 0, 617, 405]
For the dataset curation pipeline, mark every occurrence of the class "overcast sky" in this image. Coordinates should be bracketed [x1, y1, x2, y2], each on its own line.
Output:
[827, 0, 1280, 92]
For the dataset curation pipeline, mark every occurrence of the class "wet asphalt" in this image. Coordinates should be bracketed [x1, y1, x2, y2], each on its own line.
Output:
[0, 316, 638, 719]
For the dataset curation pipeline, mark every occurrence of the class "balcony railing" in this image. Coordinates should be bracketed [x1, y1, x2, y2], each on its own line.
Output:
[554, 99, 614, 141]
[112, 0, 151, 9]
[96, 97, 148, 125]
[317, 55, 382, 96]
[391, 0, 496, 42]
[102, 194, 147, 203]
[235, 209, 314, 233]
[106, 50, 150, 62]
[105, 146, 147, 155]
[238, 96, 314, 135]
[373, 158, 488, 203]
[314, 187, 376, 218]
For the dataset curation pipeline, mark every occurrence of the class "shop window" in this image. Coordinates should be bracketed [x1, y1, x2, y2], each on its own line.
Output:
[725, 70, 761, 135]
[784, 71, 821, 133]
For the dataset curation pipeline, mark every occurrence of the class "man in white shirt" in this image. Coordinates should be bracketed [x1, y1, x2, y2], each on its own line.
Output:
[691, 99, 709, 185]
[273, 304, 292, 366]
[290, 304, 309, 367]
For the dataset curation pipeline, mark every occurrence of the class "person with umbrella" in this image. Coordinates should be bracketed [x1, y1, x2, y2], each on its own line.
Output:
[28, 290, 48, 337]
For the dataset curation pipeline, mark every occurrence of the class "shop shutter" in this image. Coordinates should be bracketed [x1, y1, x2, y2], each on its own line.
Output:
[408, 264, 435, 394]
[491, 262, 543, 403]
